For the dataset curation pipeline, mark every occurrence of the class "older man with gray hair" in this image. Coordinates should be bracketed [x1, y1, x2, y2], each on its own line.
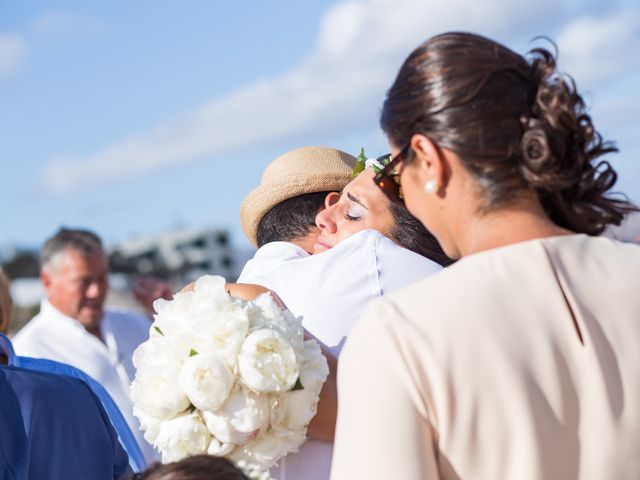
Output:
[13, 227, 159, 463]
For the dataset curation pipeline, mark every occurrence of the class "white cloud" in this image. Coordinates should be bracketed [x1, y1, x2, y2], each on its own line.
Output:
[0, 34, 27, 81]
[31, 11, 106, 36]
[556, 11, 640, 88]
[31, 12, 74, 35]
[39, 0, 640, 193]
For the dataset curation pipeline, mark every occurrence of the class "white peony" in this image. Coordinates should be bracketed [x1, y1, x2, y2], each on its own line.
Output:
[239, 329, 299, 393]
[299, 341, 329, 391]
[270, 342, 328, 432]
[132, 334, 194, 372]
[131, 365, 190, 420]
[271, 389, 319, 433]
[194, 311, 249, 371]
[230, 430, 305, 470]
[131, 274, 328, 468]
[236, 460, 274, 480]
[247, 294, 304, 352]
[180, 352, 234, 411]
[207, 437, 235, 456]
[202, 387, 270, 444]
[154, 412, 211, 463]
[132, 406, 163, 446]
[153, 275, 245, 339]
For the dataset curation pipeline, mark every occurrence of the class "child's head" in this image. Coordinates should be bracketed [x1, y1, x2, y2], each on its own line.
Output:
[134, 456, 248, 480]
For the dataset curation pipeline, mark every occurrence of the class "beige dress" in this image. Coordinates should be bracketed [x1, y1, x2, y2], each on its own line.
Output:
[331, 235, 640, 480]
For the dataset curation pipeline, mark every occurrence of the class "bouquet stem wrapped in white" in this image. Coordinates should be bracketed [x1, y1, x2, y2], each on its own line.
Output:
[131, 275, 329, 469]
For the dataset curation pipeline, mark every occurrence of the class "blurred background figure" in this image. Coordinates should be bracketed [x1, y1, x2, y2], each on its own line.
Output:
[0, 269, 13, 342]
[12, 227, 168, 463]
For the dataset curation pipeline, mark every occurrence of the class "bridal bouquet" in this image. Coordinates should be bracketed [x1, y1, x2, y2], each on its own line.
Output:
[130, 275, 329, 469]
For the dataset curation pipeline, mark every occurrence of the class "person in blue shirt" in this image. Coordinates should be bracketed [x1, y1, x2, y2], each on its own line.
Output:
[0, 271, 133, 479]
[0, 357, 132, 480]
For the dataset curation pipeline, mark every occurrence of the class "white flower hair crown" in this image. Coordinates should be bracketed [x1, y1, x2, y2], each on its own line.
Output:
[351, 147, 392, 177]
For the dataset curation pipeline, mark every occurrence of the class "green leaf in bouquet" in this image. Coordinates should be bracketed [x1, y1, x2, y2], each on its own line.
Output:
[291, 377, 304, 391]
[189, 348, 198, 357]
[351, 147, 367, 177]
[153, 326, 164, 336]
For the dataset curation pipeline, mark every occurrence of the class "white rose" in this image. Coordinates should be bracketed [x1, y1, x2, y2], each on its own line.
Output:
[207, 437, 235, 456]
[132, 406, 163, 446]
[202, 387, 270, 444]
[154, 412, 211, 463]
[239, 329, 299, 393]
[179, 352, 234, 411]
[131, 365, 190, 420]
[230, 430, 305, 470]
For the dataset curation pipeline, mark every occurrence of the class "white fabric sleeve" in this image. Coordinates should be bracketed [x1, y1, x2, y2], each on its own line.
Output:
[374, 234, 442, 295]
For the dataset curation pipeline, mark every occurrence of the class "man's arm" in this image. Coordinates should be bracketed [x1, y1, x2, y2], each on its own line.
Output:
[305, 330, 338, 442]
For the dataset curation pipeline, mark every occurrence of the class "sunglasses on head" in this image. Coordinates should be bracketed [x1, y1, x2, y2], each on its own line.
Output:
[373, 143, 411, 203]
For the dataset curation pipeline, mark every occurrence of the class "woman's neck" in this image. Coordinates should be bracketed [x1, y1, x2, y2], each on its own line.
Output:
[454, 199, 573, 257]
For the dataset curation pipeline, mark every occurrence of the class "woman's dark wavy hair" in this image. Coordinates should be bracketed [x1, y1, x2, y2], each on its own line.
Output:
[381, 31, 637, 234]
[389, 202, 454, 266]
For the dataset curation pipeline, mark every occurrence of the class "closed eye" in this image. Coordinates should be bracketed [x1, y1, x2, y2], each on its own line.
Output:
[344, 203, 366, 221]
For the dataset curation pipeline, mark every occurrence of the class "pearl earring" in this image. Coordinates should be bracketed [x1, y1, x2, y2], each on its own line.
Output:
[424, 180, 437, 194]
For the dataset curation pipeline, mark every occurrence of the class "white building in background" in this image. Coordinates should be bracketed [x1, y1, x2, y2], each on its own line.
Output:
[109, 227, 253, 286]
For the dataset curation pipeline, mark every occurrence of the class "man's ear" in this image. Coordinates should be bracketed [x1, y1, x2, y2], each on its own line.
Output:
[322, 191, 340, 209]
[40, 270, 52, 291]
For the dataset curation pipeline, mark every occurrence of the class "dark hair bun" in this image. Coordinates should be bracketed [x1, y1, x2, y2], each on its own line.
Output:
[519, 47, 631, 234]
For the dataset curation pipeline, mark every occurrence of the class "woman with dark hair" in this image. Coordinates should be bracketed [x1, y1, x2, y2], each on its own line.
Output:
[331, 32, 640, 480]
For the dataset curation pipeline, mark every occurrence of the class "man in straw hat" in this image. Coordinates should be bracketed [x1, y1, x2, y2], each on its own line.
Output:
[240, 145, 355, 253]
[237, 146, 443, 480]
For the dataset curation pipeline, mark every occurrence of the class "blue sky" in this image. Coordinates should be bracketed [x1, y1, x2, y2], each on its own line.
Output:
[1, 0, 639, 250]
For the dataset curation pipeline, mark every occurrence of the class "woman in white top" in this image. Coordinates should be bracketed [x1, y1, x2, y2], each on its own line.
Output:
[331, 32, 640, 480]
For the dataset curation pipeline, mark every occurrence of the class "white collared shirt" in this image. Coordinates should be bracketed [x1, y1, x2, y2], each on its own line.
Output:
[238, 229, 442, 480]
[12, 300, 158, 463]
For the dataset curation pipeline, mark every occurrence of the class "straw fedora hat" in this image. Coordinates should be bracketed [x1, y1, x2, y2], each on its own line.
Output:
[240, 146, 357, 246]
